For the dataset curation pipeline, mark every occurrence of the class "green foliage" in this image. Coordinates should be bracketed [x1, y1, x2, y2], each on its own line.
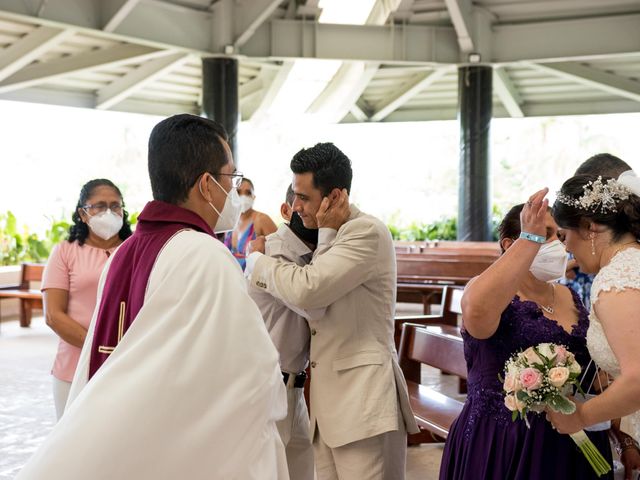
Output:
[388, 205, 504, 241]
[0, 211, 71, 266]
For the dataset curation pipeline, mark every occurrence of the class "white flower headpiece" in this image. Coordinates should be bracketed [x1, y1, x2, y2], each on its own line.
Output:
[556, 174, 635, 213]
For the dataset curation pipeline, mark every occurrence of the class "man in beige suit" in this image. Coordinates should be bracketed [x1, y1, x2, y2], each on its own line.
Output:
[246, 143, 418, 480]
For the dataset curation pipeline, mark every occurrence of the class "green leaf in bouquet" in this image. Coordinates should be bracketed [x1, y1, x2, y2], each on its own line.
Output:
[549, 395, 576, 414]
[516, 390, 530, 402]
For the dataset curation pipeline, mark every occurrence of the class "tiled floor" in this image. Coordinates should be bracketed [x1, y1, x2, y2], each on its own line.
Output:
[0, 313, 450, 479]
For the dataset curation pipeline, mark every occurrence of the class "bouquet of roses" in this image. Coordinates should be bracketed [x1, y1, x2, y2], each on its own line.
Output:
[502, 343, 611, 477]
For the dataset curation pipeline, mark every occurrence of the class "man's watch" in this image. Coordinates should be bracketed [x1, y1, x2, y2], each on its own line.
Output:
[615, 435, 640, 455]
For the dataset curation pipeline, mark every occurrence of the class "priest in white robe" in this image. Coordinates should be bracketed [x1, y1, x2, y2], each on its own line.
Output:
[17, 114, 289, 480]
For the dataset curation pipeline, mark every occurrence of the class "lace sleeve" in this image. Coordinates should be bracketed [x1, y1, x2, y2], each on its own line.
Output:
[591, 249, 640, 305]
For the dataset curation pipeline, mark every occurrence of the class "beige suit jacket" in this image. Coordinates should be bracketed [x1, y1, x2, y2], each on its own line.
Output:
[250, 205, 419, 448]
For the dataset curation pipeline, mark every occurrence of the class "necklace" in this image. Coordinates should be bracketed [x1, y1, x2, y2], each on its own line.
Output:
[538, 283, 556, 315]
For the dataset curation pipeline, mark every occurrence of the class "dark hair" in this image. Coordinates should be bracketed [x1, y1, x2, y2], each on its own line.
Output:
[148, 114, 230, 204]
[240, 178, 255, 193]
[68, 179, 133, 245]
[498, 204, 525, 252]
[553, 174, 640, 241]
[575, 153, 631, 177]
[290, 142, 352, 196]
[285, 184, 295, 205]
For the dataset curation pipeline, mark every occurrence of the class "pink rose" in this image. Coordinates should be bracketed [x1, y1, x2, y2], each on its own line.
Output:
[504, 373, 519, 393]
[554, 345, 568, 365]
[522, 347, 543, 365]
[548, 367, 570, 387]
[519, 367, 543, 390]
[504, 394, 525, 412]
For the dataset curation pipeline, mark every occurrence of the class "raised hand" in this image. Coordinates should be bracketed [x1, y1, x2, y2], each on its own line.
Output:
[520, 188, 549, 237]
[316, 188, 350, 230]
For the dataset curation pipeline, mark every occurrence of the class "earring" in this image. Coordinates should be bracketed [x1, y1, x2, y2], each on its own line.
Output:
[589, 233, 596, 256]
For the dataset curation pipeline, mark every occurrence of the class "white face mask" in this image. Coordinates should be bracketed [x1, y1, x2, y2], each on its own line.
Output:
[530, 239, 568, 282]
[87, 210, 123, 240]
[200, 174, 242, 233]
[238, 195, 254, 214]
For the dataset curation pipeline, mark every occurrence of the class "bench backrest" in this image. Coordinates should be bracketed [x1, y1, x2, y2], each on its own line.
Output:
[20, 263, 45, 289]
[399, 323, 467, 383]
[396, 251, 497, 285]
[440, 285, 464, 325]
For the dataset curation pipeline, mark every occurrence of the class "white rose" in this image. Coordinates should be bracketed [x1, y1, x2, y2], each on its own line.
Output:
[504, 373, 518, 393]
[537, 343, 556, 361]
[568, 360, 581, 375]
[548, 367, 570, 387]
[504, 394, 525, 412]
[522, 347, 543, 365]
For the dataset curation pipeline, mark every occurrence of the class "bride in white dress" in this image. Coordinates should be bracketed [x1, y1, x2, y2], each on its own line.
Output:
[547, 171, 640, 477]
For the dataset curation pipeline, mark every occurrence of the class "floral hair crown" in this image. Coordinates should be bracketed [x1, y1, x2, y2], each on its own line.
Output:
[555, 176, 631, 213]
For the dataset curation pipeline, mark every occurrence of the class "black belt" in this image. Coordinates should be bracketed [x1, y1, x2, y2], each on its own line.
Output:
[282, 371, 307, 388]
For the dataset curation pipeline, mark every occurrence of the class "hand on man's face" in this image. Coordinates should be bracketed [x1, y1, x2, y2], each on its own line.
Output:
[316, 189, 350, 230]
[247, 236, 266, 256]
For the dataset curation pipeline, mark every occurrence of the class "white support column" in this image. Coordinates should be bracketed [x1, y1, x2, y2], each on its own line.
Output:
[0, 26, 74, 82]
[96, 51, 190, 110]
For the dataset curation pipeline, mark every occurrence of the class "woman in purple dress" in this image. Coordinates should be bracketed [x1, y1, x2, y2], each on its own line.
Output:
[439, 188, 612, 480]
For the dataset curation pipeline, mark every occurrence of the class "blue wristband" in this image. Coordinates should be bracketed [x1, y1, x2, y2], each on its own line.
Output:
[519, 231, 545, 244]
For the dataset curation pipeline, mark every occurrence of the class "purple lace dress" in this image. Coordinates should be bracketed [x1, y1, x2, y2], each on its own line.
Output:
[439, 288, 612, 480]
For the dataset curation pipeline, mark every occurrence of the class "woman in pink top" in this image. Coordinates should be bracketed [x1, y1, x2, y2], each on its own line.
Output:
[42, 179, 132, 419]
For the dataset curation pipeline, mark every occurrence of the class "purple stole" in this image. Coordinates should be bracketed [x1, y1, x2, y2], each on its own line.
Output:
[88, 200, 213, 379]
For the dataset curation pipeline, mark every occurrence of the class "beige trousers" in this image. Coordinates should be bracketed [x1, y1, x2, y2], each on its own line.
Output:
[313, 419, 407, 480]
[277, 386, 315, 480]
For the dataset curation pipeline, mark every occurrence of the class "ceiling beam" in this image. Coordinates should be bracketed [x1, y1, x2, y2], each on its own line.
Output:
[96, 51, 190, 110]
[102, 0, 142, 32]
[0, 44, 168, 94]
[242, 13, 640, 63]
[349, 102, 370, 122]
[526, 62, 640, 103]
[234, 0, 284, 49]
[0, 26, 74, 82]
[443, 0, 474, 53]
[493, 67, 524, 118]
[493, 14, 640, 63]
[306, 62, 380, 122]
[370, 68, 449, 121]
[241, 19, 459, 63]
[249, 61, 295, 121]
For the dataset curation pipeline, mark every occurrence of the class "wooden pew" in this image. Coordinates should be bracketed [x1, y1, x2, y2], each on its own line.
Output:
[396, 243, 498, 313]
[395, 285, 464, 348]
[0, 263, 44, 327]
[399, 323, 467, 442]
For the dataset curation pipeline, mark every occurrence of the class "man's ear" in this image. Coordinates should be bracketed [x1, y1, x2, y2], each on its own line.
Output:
[328, 188, 341, 202]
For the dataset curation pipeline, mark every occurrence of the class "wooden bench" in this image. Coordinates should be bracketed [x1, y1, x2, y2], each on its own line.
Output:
[395, 285, 464, 348]
[399, 322, 467, 442]
[0, 263, 44, 327]
[395, 243, 498, 313]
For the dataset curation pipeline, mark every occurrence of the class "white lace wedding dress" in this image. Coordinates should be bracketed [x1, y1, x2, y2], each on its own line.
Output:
[587, 248, 640, 441]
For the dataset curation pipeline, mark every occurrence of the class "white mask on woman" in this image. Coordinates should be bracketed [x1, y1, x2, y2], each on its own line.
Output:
[238, 195, 254, 214]
[530, 239, 568, 282]
[87, 210, 123, 240]
[201, 174, 242, 233]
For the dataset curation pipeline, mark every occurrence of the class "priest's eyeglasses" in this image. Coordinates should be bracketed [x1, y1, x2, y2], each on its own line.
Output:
[83, 202, 124, 215]
[217, 172, 244, 188]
